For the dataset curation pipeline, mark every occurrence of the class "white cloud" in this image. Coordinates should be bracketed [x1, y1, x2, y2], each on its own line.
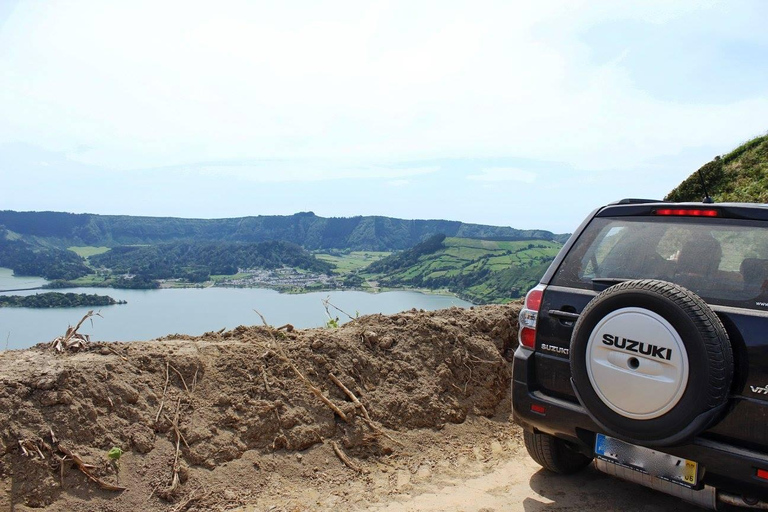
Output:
[0, 0, 765, 189]
[468, 168, 537, 183]
[387, 179, 411, 187]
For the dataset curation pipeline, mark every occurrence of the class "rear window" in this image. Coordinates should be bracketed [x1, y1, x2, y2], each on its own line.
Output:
[552, 216, 768, 310]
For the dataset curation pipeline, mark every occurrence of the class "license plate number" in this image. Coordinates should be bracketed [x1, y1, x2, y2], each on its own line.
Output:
[594, 434, 699, 488]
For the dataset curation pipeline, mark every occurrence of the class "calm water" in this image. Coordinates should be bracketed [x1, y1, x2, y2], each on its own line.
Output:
[0, 268, 471, 350]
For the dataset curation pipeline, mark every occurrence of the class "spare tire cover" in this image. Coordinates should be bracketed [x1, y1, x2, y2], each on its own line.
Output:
[570, 279, 733, 446]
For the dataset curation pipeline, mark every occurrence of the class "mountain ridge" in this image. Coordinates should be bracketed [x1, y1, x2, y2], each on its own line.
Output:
[0, 210, 570, 251]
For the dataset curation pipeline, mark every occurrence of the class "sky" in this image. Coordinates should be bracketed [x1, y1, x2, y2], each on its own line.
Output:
[1, 1, 767, 234]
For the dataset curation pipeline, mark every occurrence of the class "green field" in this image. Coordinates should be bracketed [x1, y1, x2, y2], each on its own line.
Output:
[316, 251, 391, 274]
[365, 237, 562, 304]
[68, 246, 111, 258]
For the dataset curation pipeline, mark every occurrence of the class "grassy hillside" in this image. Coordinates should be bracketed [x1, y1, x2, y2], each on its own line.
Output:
[365, 235, 561, 304]
[0, 210, 568, 252]
[666, 134, 768, 202]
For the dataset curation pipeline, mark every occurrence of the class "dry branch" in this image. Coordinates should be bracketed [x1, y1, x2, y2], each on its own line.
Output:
[322, 296, 356, 321]
[331, 441, 364, 473]
[254, 309, 349, 423]
[155, 361, 171, 423]
[329, 373, 371, 421]
[169, 364, 190, 393]
[58, 444, 126, 492]
[161, 398, 184, 497]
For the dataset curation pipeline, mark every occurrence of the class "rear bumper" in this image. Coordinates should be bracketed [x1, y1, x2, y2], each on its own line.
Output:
[512, 347, 768, 500]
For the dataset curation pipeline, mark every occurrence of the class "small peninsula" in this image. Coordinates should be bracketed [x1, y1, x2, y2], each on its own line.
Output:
[0, 292, 126, 308]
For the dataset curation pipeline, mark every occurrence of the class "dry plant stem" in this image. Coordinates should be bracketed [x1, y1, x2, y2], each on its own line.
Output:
[329, 373, 371, 421]
[59, 455, 68, 488]
[58, 444, 126, 492]
[260, 365, 270, 393]
[322, 296, 356, 320]
[65, 310, 99, 343]
[330, 441, 364, 473]
[166, 397, 183, 494]
[155, 361, 171, 423]
[328, 373, 402, 446]
[105, 345, 128, 361]
[253, 309, 349, 423]
[169, 364, 190, 393]
[361, 417, 404, 447]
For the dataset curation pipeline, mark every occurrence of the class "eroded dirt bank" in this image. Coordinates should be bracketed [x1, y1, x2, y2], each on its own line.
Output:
[0, 304, 524, 511]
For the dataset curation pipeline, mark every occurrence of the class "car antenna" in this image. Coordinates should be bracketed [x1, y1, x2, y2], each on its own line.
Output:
[697, 169, 714, 204]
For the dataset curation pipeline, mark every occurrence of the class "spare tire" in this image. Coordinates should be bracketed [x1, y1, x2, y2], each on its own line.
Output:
[570, 279, 733, 446]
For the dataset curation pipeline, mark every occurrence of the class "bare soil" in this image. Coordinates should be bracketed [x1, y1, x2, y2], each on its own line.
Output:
[0, 303, 699, 511]
[1, 304, 522, 511]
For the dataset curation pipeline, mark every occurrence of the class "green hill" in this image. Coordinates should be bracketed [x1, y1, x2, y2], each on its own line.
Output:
[365, 235, 562, 304]
[89, 240, 332, 282]
[666, 134, 768, 203]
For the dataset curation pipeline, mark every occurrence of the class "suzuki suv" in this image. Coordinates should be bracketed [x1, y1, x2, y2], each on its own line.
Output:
[512, 199, 768, 510]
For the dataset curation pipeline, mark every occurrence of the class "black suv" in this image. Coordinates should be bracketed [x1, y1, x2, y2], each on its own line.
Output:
[512, 200, 768, 510]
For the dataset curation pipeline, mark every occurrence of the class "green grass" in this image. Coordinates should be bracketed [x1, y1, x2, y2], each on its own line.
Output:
[68, 246, 111, 258]
[315, 251, 391, 275]
[366, 237, 562, 303]
[66, 274, 111, 286]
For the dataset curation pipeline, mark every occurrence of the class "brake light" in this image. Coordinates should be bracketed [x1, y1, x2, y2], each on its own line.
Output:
[654, 208, 719, 217]
[519, 284, 546, 350]
[758, 469, 768, 481]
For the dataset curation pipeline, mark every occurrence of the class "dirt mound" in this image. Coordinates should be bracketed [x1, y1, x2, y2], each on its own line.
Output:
[0, 303, 521, 511]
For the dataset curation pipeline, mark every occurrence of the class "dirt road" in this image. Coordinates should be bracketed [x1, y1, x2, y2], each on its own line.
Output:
[364, 449, 700, 512]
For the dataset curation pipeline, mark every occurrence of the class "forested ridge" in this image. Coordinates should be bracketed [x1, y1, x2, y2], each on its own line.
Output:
[89, 241, 332, 282]
[0, 236, 91, 281]
[0, 210, 568, 251]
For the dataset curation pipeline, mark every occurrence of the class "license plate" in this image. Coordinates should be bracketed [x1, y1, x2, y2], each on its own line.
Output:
[594, 434, 699, 489]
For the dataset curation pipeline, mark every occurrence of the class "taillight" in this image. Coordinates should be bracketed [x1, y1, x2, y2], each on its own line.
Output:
[758, 468, 768, 481]
[519, 284, 546, 350]
[654, 208, 719, 217]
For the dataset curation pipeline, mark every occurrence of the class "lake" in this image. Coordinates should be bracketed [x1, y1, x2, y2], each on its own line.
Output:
[0, 268, 472, 350]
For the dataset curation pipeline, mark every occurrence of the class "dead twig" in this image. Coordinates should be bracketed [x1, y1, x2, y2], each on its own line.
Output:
[169, 364, 190, 393]
[104, 344, 128, 361]
[164, 398, 184, 496]
[58, 444, 126, 492]
[18, 439, 45, 459]
[360, 417, 404, 447]
[322, 296, 356, 321]
[155, 361, 171, 423]
[260, 365, 270, 393]
[329, 373, 371, 421]
[254, 310, 348, 423]
[331, 441, 365, 473]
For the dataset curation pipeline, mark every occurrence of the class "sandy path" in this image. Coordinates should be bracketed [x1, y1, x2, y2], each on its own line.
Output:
[365, 455, 701, 512]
